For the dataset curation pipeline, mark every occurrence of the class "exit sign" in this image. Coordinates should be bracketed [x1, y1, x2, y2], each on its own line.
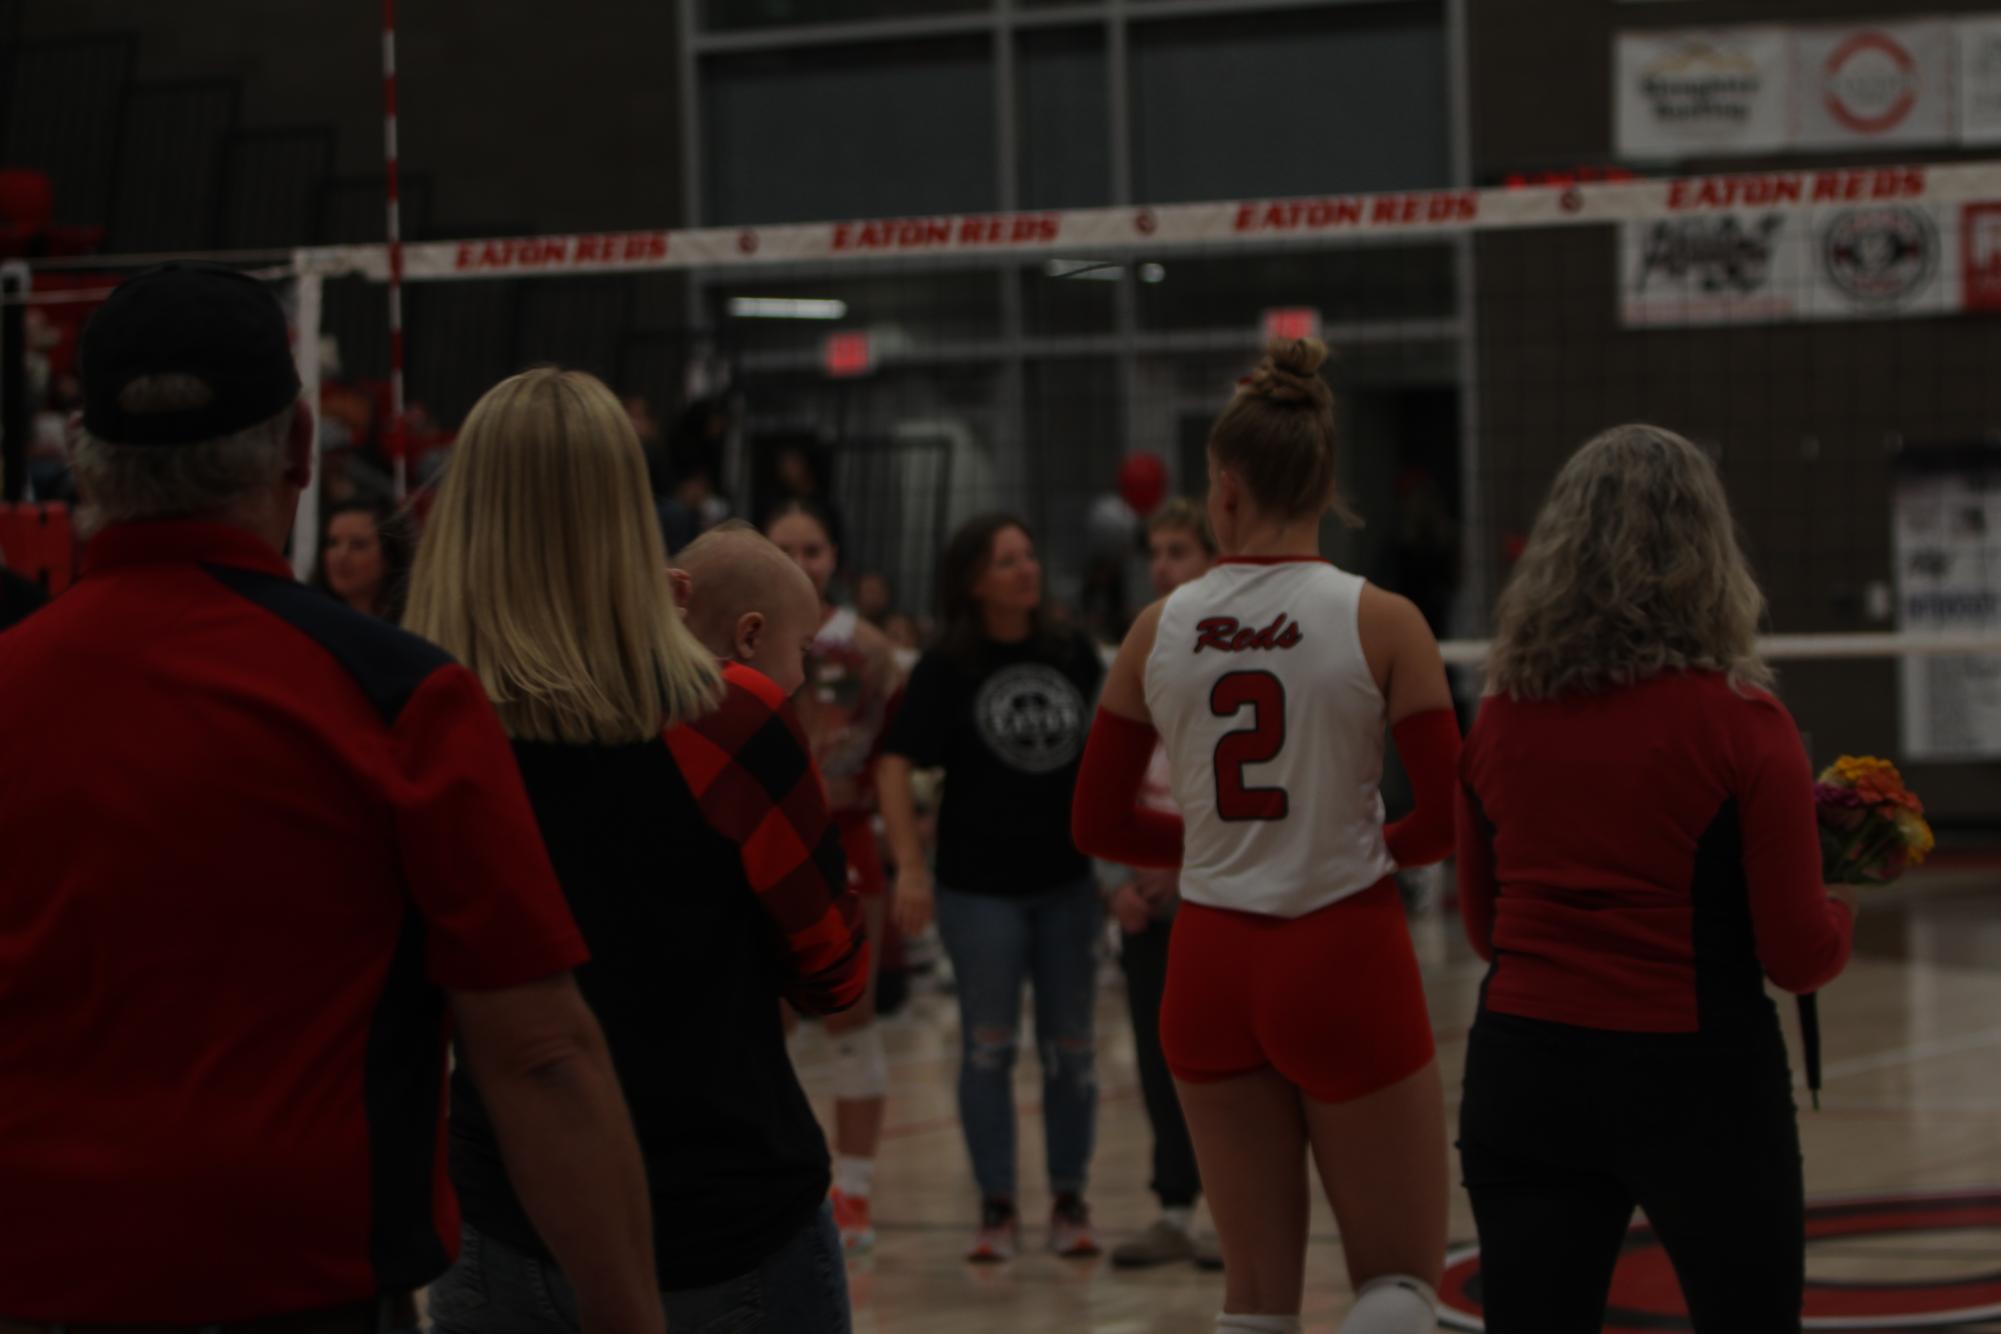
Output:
[822, 331, 875, 378]
[1262, 307, 1322, 342]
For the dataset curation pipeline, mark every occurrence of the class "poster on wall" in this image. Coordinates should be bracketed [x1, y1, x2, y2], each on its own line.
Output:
[1961, 201, 2001, 311]
[1801, 201, 1954, 320]
[1620, 209, 1806, 325]
[1614, 27, 1790, 160]
[1894, 451, 2001, 760]
[1795, 20, 1953, 150]
[1958, 15, 2001, 146]
[1619, 202, 1954, 327]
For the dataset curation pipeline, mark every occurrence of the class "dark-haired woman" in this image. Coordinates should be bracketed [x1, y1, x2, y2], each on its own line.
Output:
[1074, 339, 1460, 1334]
[312, 499, 413, 620]
[879, 514, 1105, 1263]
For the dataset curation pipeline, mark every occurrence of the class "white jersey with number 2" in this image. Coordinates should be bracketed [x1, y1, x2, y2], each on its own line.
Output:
[1142, 557, 1396, 919]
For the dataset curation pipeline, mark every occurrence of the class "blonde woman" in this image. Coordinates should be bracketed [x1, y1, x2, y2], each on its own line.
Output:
[409, 368, 868, 1334]
[1455, 425, 1856, 1334]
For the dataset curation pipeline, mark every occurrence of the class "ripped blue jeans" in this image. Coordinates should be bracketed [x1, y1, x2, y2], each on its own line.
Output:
[934, 877, 1101, 1201]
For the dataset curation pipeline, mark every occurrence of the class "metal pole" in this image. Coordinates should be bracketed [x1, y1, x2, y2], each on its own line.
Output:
[382, 0, 408, 500]
[1, 263, 28, 505]
[1445, 0, 1486, 640]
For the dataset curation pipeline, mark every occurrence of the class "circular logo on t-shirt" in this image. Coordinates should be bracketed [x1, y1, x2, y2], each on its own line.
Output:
[974, 663, 1087, 774]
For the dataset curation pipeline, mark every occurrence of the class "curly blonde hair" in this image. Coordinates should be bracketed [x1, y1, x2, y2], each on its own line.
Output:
[1487, 424, 1772, 700]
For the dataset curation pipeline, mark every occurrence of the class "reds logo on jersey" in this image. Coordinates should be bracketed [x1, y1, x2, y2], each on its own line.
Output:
[1194, 613, 1304, 653]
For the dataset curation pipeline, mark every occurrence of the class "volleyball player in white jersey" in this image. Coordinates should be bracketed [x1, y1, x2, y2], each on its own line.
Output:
[1073, 338, 1461, 1334]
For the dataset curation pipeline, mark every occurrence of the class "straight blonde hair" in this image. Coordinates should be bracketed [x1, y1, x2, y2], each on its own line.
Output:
[405, 367, 721, 742]
[1487, 423, 1773, 701]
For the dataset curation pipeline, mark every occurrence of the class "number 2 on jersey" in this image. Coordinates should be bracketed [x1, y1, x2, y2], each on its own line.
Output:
[1210, 671, 1288, 821]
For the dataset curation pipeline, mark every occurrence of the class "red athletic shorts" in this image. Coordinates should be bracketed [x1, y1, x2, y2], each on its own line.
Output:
[1161, 878, 1435, 1104]
[838, 812, 886, 897]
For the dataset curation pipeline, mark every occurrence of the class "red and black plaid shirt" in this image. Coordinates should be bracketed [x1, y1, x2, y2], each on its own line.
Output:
[665, 662, 868, 1014]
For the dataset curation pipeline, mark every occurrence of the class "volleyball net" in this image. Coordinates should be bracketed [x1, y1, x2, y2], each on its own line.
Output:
[16, 159, 2001, 821]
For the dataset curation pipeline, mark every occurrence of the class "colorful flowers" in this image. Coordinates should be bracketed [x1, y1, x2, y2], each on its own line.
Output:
[1816, 756, 1933, 886]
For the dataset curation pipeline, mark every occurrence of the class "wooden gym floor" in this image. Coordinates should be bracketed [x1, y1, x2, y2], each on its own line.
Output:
[787, 866, 2001, 1332]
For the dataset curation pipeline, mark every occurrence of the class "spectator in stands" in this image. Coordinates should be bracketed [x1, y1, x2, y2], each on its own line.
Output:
[1457, 424, 1856, 1334]
[0, 264, 663, 1333]
[0, 546, 45, 631]
[878, 512, 1107, 1263]
[312, 498, 414, 621]
[408, 369, 865, 1334]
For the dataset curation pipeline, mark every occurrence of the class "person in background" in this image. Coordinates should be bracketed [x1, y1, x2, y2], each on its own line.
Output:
[767, 498, 903, 1253]
[0, 266, 662, 1334]
[658, 398, 732, 555]
[1455, 425, 1855, 1334]
[1074, 338, 1459, 1334]
[312, 498, 414, 620]
[882, 611, 922, 654]
[854, 570, 893, 627]
[1106, 498, 1223, 1273]
[879, 513, 1107, 1263]
[410, 370, 865, 1334]
[769, 441, 846, 556]
[0, 547, 46, 631]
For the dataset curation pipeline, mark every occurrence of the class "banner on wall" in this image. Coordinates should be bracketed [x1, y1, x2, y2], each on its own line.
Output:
[1958, 15, 2001, 146]
[1621, 209, 1803, 325]
[1621, 201, 1955, 327]
[1893, 449, 2001, 760]
[1614, 27, 1790, 160]
[1796, 20, 1954, 150]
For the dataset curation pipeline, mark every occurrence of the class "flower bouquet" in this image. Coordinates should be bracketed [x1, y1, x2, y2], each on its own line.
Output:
[1816, 755, 1935, 885]
[1800, 756, 1934, 1108]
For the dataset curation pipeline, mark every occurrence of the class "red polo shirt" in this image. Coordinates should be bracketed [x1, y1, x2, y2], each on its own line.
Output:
[0, 521, 588, 1321]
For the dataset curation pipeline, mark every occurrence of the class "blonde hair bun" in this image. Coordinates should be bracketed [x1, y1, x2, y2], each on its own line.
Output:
[1244, 337, 1331, 406]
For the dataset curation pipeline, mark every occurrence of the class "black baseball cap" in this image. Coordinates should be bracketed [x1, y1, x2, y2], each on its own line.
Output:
[81, 263, 301, 447]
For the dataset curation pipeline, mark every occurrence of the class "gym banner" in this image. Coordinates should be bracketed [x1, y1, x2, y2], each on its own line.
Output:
[1958, 14, 2001, 147]
[1615, 15, 2001, 159]
[1893, 448, 2001, 761]
[1614, 27, 1790, 161]
[1621, 200, 1955, 327]
[1795, 19, 1954, 151]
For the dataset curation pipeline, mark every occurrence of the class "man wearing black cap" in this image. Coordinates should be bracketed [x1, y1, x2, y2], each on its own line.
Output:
[0, 265, 664, 1333]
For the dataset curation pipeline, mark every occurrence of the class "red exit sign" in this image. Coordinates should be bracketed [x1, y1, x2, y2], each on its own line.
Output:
[822, 331, 875, 378]
[1262, 307, 1322, 342]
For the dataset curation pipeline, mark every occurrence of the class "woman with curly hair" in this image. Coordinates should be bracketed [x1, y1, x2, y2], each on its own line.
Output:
[1455, 424, 1856, 1334]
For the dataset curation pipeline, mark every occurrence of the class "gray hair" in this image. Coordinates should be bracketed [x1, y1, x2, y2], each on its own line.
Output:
[69, 374, 294, 533]
[1486, 423, 1773, 701]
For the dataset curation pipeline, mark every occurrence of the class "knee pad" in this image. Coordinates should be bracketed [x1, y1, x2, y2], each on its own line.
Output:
[831, 1024, 889, 1100]
[1340, 1275, 1437, 1334]
[1215, 1317, 1301, 1333]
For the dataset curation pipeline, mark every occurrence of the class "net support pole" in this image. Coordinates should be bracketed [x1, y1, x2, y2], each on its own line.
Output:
[0, 262, 25, 504]
[382, 0, 408, 501]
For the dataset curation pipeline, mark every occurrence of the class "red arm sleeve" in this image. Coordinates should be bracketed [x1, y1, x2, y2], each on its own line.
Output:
[669, 669, 869, 1015]
[1072, 708, 1184, 869]
[1738, 698, 1853, 994]
[391, 666, 589, 991]
[1384, 707, 1462, 868]
[1455, 778, 1498, 962]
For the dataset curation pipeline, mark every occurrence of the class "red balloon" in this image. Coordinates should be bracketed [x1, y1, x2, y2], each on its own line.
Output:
[1117, 452, 1169, 516]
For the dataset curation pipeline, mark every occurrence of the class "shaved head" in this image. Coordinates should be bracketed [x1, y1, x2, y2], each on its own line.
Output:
[675, 521, 821, 693]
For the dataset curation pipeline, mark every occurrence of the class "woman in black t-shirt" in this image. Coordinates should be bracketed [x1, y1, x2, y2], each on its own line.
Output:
[880, 513, 1106, 1264]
